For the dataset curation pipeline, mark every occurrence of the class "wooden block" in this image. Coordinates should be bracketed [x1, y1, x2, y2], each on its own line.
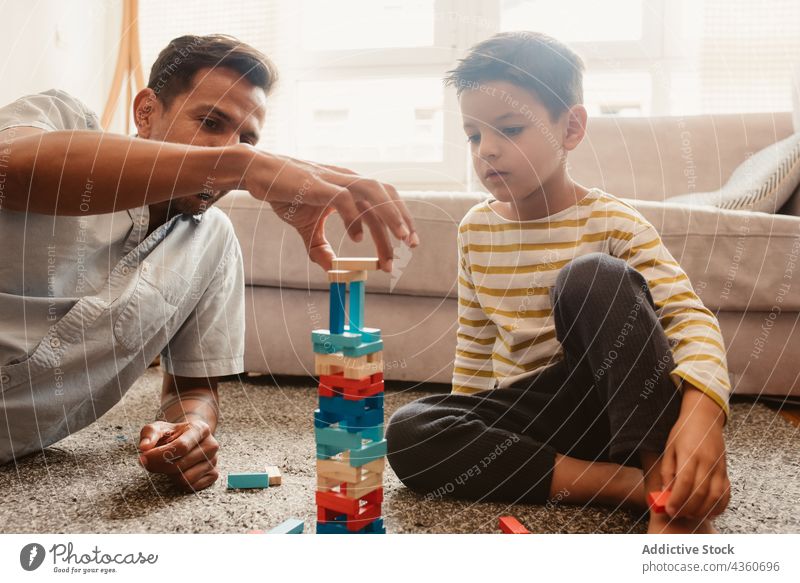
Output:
[267, 518, 304, 534]
[329, 282, 346, 334]
[647, 490, 671, 514]
[328, 270, 368, 283]
[340, 471, 383, 499]
[499, 516, 530, 534]
[227, 472, 269, 489]
[317, 457, 385, 483]
[343, 439, 387, 467]
[265, 465, 282, 486]
[349, 280, 365, 332]
[342, 340, 383, 358]
[343, 359, 382, 380]
[311, 329, 363, 349]
[332, 257, 380, 271]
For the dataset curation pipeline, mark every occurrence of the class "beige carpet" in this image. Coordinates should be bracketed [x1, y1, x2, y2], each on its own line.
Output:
[1, 367, 798, 533]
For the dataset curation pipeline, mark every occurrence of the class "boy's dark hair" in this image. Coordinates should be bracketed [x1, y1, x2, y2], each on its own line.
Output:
[444, 31, 584, 120]
[147, 34, 278, 109]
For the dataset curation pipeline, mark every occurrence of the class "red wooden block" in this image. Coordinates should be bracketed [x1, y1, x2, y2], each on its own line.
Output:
[346, 502, 382, 532]
[320, 373, 373, 391]
[647, 490, 671, 513]
[342, 380, 384, 401]
[316, 487, 384, 516]
[498, 516, 530, 534]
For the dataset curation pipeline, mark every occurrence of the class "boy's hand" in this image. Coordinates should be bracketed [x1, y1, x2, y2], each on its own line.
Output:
[660, 386, 730, 519]
[138, 420, 219, 492]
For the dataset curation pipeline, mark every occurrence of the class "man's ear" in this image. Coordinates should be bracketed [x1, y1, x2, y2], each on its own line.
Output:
[133, 88, 160, 139]
[562, 104, 587, 152]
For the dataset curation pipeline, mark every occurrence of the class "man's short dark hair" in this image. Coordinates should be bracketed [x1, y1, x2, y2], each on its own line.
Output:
[147, 34, 278, 109]
[444, 31, 584, 120]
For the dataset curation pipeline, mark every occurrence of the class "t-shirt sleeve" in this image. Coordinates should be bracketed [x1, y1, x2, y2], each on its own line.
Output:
[608, 204, 732, 419]
[0, 89, 100, 133]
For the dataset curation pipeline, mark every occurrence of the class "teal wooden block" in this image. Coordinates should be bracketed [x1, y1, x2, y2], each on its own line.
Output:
[360, 327, 381, 342]
[312, 342, 340, 355]
[342, 340, 383, 357]
[315, 426, 363, 450]
[267, 518, 304, 534]
[360, 424, 384, 442]
[349, 280, 365, 333]
[311, 329, 362, 348]
[316, 443, 343, 459]
[330, 282, 346, 334]
[227, 472, 269, 489]
[348, 439, 387, 467]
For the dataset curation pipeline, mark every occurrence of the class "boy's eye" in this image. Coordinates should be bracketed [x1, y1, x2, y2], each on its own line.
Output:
[466, 134, 480, 144]
[501, 126, 524, 137]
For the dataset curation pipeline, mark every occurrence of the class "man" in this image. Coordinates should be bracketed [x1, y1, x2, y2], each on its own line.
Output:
[0, 34, 418, 491]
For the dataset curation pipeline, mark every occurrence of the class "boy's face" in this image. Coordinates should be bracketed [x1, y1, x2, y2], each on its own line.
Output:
[459, 80, 574, 204]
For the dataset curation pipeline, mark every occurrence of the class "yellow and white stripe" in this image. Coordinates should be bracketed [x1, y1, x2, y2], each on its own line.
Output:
[453, 188, 731, 418]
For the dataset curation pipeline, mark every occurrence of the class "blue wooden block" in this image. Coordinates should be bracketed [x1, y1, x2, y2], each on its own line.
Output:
[314, 408, 340, 428]
[342, 340, 384, 358]
[227, 472, 269, 489]
[341, 408, 384, 432]
[330, 283, 346, 335]
[348, 439, 387, 467]
[312, 342, 340, 355]
[319, 394, 369, 416]
[267, 518, 304, 534]
[365, 394, 384, 410]
[349, 280, 365, 333]
[311, 329, 362, 349]
[317, 517, 385, 535]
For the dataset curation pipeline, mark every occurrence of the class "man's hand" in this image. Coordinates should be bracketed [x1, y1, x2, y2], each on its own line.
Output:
[138, 419, 219, 492]
[660, 386, 730, 519]
[242, 152, 419, 272]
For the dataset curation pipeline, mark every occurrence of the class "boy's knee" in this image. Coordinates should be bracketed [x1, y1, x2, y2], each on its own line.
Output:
[553, 252, 646, 308]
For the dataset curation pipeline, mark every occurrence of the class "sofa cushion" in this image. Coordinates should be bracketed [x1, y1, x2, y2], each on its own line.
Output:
[219, 190, 800, 312]
[665, 133, 800, 213]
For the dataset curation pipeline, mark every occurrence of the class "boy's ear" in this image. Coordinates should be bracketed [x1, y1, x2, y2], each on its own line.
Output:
[561, 104, 587, 152]
[133, 88, 161, 139]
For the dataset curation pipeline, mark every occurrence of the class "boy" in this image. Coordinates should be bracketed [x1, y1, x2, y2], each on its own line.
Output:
[386, 31, 730, 534]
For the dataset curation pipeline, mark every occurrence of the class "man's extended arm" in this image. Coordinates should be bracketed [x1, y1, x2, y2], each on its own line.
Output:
[1, 128, 249, 215]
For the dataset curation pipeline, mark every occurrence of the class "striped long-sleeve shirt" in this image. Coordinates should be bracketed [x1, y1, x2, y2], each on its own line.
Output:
[453, 187, 731, 417]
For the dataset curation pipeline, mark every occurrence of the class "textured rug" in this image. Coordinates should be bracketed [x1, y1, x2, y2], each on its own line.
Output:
[1, 367, 798, 533]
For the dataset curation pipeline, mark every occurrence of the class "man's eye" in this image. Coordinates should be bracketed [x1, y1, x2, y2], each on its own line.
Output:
[201, 117, 220, 130]
[502, 126, 523, 137]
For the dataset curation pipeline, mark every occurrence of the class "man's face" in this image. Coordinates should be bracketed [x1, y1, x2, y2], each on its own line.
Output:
[459, 80, 568, 205]
[136, 66, 268, 216]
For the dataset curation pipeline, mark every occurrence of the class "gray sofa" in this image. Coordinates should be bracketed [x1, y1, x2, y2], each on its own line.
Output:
[219, 111, 800, 398]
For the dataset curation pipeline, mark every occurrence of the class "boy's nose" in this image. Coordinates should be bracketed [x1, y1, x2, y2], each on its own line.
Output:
[477, 136, 500, 160]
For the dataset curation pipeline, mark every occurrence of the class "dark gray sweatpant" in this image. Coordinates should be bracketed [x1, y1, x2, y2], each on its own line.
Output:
[386, 252, 682, 504]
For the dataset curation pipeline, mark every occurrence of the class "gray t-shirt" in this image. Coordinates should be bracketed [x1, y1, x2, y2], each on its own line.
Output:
[0, 90, 245, 463]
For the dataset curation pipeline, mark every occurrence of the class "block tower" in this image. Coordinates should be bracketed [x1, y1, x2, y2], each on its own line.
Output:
[312, 258, 386, 534]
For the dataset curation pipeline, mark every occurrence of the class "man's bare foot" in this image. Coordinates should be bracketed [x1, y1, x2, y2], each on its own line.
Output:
[648, 512, 719, 534]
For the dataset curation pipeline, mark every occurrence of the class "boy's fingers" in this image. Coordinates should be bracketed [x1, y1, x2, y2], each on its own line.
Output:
[707, 474, 731, 517]
[173, 459, 218, 490]
[660, 445, 676, 489]
[682, 464, 712, 518]
[665, 458, 696, 517]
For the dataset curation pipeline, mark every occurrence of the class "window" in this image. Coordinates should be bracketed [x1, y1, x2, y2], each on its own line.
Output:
[139, 0, 800, 189]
